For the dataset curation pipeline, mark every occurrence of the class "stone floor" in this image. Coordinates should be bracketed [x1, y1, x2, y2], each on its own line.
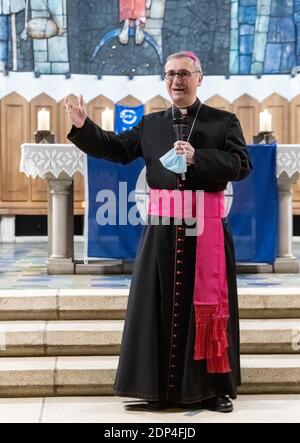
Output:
[0, 395, 299, 423]
[0, 240, 300, 290]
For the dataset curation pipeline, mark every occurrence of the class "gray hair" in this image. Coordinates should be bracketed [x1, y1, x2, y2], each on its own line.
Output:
[165, 51, 203, 75]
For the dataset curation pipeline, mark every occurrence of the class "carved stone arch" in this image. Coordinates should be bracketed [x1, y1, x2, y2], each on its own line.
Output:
[87, 95, 114, 127]
[205, 95, 232, 112]
[117, 95, 143, 107]
[0, 92, 29, 204]
[290, 95, 300, 214]
[290, 95, 300, 144]
[233, 94, 260, 144]
[58, 93, 78, 144]
[30, 93, 58, 202]
[30, 93, 58, 139]
[58, 94, 86, 208]
[145, 95, 171, 115]
[262, 93, 290, 144]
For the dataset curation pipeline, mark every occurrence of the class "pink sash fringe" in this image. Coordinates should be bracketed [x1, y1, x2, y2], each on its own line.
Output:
[148, 189, 231, 374]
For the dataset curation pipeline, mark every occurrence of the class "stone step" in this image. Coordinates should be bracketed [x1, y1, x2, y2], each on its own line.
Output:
[240, 319, 300, 354]
[0, 319, 299, 357]
[239, 355, 300, 394]
[1, 288, 300, 321]
[0, 355, 299, 397]
[0, 320, 124, 357]
[0, 356, 117, 398]
[0, 289, 128, 321]
[238, 288, 300, 319]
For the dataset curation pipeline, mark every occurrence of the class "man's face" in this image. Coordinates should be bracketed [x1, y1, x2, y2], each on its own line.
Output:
[165, 57, 203, 108]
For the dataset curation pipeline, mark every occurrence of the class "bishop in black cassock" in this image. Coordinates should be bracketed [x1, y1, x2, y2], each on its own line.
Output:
[66, 51, 252, 413]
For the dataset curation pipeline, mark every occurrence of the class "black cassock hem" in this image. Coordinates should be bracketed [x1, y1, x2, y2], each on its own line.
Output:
[113, 389, 238, 404]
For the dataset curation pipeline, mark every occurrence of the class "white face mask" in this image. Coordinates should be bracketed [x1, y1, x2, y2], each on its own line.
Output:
[160, 147, 187, 174]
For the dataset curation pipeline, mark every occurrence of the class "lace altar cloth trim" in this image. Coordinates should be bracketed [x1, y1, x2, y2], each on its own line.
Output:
[20, 144, 300, 179]
[277, 145, 300, 178]
[20, 144, 85, 178]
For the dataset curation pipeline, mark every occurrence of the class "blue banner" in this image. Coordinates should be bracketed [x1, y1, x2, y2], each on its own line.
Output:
[228, 144, 278, 263]
[85, 104, 145, 260]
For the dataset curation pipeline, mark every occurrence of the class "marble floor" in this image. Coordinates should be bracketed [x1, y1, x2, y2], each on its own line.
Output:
[0, 395, 299, 423]
[0, 242, 132, 290]
[0, 240, 300, 290]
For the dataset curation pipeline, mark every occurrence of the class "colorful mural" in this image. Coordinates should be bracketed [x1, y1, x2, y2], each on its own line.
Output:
[0, 0, 69, 75]
[119, 0, 150, 45]
[0, 0, 25, 72]
[0, 0, 299, 77]
[230, 0, 300, 75]
[91, 0, 165, 73]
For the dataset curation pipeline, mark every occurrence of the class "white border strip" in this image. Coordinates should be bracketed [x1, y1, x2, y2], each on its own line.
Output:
[1, 72, 300, 103]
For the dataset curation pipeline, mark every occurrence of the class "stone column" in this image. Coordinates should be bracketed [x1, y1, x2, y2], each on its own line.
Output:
[274, 172, 300, 273]
[47, 174, 74, 274]
[0, 216, 16, 243]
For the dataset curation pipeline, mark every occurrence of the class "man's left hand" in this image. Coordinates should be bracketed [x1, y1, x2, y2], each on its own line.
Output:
[174, 141, 195, 165]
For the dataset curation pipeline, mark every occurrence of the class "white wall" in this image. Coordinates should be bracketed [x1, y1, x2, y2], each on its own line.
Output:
[1, 72, 300, 103]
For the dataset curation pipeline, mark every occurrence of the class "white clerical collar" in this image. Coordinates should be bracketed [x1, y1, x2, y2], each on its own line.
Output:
[175, 99, 201, 116]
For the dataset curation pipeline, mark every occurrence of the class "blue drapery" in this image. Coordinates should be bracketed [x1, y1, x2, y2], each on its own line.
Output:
[84, 104, 145, 260]
[228, 144, 278, 263]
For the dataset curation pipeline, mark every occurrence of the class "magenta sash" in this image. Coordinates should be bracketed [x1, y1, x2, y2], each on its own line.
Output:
[148, 189, 231, 374]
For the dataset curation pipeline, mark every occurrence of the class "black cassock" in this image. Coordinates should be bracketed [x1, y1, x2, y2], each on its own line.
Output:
[68, 102, 252, 404]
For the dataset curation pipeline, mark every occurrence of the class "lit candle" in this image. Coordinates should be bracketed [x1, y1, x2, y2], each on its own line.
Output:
[102, 108, 114, 131]
[259, 110, 272, 132]
[38, 108, 50, 131]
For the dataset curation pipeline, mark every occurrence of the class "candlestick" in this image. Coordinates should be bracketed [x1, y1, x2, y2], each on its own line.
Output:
[34, 130, 55, 144]
[259, 110, 272, 133]
[38, 108, 50, 131]
[102, 108, 114, 131]
[253, 131, 276, 145]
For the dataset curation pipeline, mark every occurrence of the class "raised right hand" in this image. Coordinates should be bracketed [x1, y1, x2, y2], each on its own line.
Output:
[64, 95, 88, 128]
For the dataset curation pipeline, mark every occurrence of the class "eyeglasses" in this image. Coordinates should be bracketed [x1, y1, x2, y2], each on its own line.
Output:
[164, 70, 201, 81]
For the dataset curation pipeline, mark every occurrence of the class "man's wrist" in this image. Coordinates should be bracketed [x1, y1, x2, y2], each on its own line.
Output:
[75, 116, 87, 129]
[187, 155, 196, 165]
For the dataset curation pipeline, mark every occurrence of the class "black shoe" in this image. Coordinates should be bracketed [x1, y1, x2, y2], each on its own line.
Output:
[202, 396, 233, 413]
[125, 401, 170, 412]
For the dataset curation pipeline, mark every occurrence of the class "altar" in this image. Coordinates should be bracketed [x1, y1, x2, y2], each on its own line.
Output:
[20, 143, 300, 275]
